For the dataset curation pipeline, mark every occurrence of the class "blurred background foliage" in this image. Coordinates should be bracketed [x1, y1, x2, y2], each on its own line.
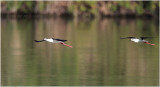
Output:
[1, 1, 159, 18]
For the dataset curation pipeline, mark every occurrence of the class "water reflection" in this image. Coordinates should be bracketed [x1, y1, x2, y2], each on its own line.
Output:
[1, 17, 159, 86]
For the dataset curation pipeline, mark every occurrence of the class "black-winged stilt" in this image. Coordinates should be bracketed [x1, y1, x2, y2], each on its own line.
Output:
[34, 38, 72, 48]
[120, 37, 156, 45]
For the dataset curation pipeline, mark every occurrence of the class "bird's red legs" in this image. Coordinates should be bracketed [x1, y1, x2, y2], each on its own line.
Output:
[60, 42, 73, 48]
[144, 41, 155, 45]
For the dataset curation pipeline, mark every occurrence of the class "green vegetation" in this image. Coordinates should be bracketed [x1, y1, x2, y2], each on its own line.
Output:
[1, 1, 159, 17]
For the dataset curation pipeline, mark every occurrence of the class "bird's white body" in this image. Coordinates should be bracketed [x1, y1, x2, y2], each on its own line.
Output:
[44, 38, 62, 43]
[131, 38, 141, 43]
[131, 38, 147, 43]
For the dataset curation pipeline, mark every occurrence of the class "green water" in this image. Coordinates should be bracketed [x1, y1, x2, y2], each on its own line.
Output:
[1, 17, 159, 86]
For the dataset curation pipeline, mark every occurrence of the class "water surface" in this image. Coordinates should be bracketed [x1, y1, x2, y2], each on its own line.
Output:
[1, 17, 159, 86]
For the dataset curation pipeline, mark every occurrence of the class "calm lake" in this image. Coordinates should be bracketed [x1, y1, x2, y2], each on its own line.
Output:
[1, 17, 159, 86]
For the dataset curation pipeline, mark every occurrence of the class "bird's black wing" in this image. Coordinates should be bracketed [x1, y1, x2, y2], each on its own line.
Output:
[140, 37, 158, 40]
[120, 37, 135, 39]
[55, 39, 67, 42]
[34, 40, 45, 42]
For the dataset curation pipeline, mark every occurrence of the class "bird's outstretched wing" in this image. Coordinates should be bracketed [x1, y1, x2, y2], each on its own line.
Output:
[140, 37, 156, 40]
[34, 40, 45, 42]
[54, 39, 67, 42]
[120, 37, 135, 39]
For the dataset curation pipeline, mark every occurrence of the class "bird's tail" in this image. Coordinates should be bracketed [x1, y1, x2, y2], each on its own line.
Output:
[60, 42, 72, 48]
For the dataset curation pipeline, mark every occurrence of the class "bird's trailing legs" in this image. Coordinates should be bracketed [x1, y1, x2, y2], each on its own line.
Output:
[143, 41, 155, 46]
[60, 42, 73, 48]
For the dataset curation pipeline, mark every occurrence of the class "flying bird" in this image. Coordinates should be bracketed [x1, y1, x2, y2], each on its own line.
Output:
[34, 38, 72, 48]
[120, 37, 156, 45]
